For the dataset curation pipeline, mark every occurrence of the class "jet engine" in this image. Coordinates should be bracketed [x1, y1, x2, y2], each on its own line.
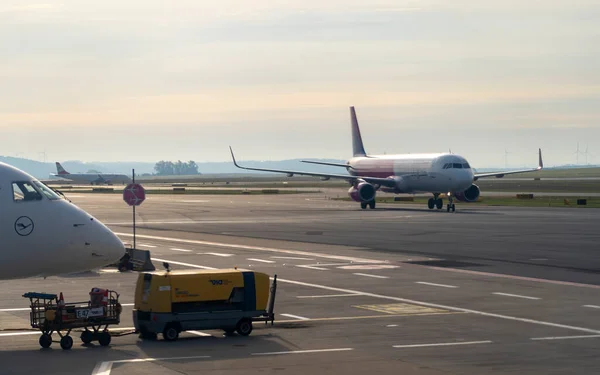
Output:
[348, 182, 376, 202]
[455, 184, 480, 202]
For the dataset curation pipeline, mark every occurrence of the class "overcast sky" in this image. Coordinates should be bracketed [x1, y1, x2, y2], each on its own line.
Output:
[1, 1, 598, 167]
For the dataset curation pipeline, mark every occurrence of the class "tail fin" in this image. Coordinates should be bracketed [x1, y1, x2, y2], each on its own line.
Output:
[56, 162, 70, 175]
[350, 106, 367, 157]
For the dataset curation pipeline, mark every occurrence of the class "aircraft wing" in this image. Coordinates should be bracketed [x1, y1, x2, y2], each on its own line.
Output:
[474, 149, 543, 180]
[301, 160, 354, 169]
[229, 147, 396, 188]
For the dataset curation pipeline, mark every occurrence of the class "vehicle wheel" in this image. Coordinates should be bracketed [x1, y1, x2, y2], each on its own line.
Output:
[39, 334, 52, 348]
[435, 199, 443, 209]
[98, 331, 111, 346]
[236, 319, 253, 336]
[60, 335, 73, 350]
[427, 198, 434, 209]
[360, 202, 367, 209]
[368, 200, 376, 209]
[80, 330, 93, 344]
[163, 324, 179, 342]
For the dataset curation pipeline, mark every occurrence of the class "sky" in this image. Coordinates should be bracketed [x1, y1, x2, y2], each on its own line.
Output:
[0, 1, 599, 168]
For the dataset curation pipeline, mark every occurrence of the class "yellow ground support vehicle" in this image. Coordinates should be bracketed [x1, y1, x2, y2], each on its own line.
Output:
[133, 268, 277, 341]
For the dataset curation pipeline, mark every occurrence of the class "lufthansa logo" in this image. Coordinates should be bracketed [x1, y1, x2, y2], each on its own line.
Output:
[14, 216, 34, 236]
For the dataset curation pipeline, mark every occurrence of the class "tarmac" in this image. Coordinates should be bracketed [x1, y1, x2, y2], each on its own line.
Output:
[1, 193, 599, 374]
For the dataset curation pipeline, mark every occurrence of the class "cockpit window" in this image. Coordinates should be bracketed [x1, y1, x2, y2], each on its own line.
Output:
[32, 181, 61, 200]
[453, 163, 463, 169]
[12, 182, 43, 202]
[463, 163, 470, 169]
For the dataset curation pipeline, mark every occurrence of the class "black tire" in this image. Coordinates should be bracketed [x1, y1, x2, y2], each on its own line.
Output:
[163, 324, 179, 342]
[368, 200, 376, 209]
[98, 332, 111, 346]
[427, 198, 434, 209]
[60, 335, 73, 350]
[360, 202, 367, 209]
[39, 334, 52, 348]
[236, 319, 253, 336]
[80, 330, 93, 344]
[435, 199, 443, 209]
[447, 204, 451, 212]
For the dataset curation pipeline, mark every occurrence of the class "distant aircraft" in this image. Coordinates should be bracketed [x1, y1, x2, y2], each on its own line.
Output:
[0, 162, 125, 279]
[52, 162, 130, 185]
[230, 106, 543, 212]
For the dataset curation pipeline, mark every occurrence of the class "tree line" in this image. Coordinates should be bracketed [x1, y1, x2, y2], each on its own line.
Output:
[153, 160, 200, 175]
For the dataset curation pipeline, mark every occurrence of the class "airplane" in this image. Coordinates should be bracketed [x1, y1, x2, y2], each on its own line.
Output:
[51, 162, 131, 185]
[229, 106, 543, 212]
[0, 161, 126, 279]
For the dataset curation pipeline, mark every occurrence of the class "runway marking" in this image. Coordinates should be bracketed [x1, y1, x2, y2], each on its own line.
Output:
[296, 265, 328, 271]
[92, 356, 212, 375]
[353, 273, 389, 279]
[170, 248, 192, 252]
[393, 341, 492, 349]
[152, 258, 216, 270]
[387, 324, 398, 327]
[138, 244, 156, 248]
[354, 303, 449, 315]
[247, 258, 275, 264]
[531, 335, 600, 341]
[0, 303, 134, 312]
[583, 305, 600, 309]
[415, 282, 458, 289]
[339, 264, 400, 270]
[416, 264, 600, 289]
[252, 348, 354, 356]
[204, 252, 234, 257]
[117, 232, 385, 264]
[188, 331, 211, 337]
[296, 294, 361, 299]
[493, 292, 540, 300]
[272, 256, 315, 260]
[0, 331, 39, 337]
[152, 258, 600, 335]
[280, 313, 310, 320]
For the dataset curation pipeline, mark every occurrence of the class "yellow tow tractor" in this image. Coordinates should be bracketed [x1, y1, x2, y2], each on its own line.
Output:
[133, 266, 277, 341]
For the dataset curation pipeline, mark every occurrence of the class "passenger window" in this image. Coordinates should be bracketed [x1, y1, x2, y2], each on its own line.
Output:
[453, 163, 463, 169]
[12, 182, 43, 202]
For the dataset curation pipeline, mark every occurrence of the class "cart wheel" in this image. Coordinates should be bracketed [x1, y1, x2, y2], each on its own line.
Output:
[80, 330, 93, 344]
[163, 324, 179, 342]
[236, 319, 253, 336]
[98, 332, 111, 346]
[39, 334, 52, 348]
[60, 335, 73, 350]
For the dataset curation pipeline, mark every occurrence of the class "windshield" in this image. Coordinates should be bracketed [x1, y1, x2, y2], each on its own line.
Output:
[31, 180, 61, 200]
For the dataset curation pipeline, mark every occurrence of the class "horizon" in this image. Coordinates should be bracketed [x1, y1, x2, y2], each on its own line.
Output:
[1, 1, 598, 166]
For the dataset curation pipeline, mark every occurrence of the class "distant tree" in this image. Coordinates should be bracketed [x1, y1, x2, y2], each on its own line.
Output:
[154, 160, 199, 175]
[87, 169, 102, 174]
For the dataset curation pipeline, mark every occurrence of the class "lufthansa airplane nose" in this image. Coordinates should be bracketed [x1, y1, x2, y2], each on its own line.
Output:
[91, 221, 126, 264]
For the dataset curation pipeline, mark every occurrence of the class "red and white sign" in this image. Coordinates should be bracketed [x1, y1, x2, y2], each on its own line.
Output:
[123, 183, 146, 206]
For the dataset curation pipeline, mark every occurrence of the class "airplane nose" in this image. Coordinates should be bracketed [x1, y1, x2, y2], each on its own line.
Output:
[90, 221, 126, 264]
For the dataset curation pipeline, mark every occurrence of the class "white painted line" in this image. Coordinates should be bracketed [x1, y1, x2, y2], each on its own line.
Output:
[118, 232, 385, 264]
[152, 258, 600, 335]
[252, 348, 354, 356]
[138, 244, 156, 248]
[91, 361, 113, 375]
[530, 335, 600, 341]
[188, 331, 211, 337]
[415, 282, 458, 289]
[296, 265, 327, 271]
[247, 258, 275, 264]
[583, 305, 600, 309]
[531, 335, 600, 341]
[170, 248, 192, 252]
[271, 256, 315, 261]
[280, 314, 310, 321]
[387, 324, 398, 327]
[493, 292, 540, 300]
[353, 273, 389, 279]
[92, 355, 213, 374]
[0, 303, 134, 312]
[296, 294, 361, 299]
[393, 341, 492, 349]
[152, 258, 216, 270]
[204, 252, 234, 257]
[0, 331, 39, 337]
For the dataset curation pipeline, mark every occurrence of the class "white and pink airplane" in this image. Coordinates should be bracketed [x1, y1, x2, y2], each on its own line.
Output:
[230, 106, 543, 212]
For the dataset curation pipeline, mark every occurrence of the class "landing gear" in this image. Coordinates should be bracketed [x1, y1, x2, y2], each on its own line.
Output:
[428, 195, 443, 210]
[446, 196, 456, 213]
[360, 200, 376, 209]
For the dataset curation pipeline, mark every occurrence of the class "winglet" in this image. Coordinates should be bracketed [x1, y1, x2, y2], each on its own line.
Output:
[229, 146, 241, 168]
[538, 148, 544, 170]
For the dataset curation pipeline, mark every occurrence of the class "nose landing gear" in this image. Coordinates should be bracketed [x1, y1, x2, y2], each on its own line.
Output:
[446, 195, 456, 212]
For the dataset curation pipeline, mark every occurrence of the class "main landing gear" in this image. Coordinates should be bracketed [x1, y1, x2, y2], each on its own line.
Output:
[360, 200, 376, 209]
[427, 194, 444, 210]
